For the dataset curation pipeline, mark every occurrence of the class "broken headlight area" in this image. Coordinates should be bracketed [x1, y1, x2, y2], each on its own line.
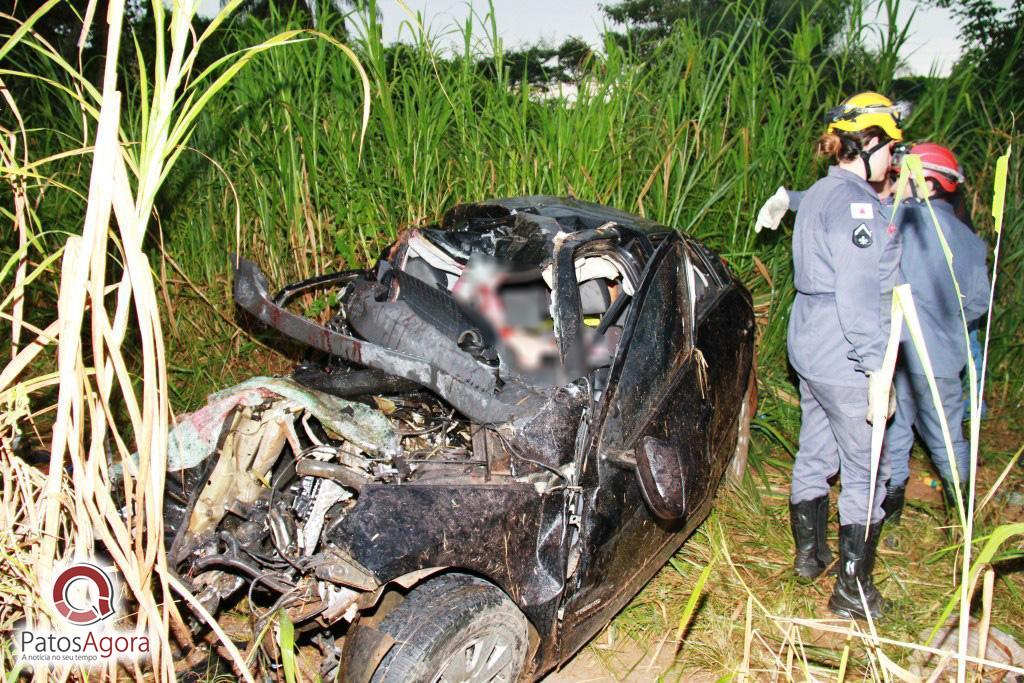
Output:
[163, 376, 500, 631]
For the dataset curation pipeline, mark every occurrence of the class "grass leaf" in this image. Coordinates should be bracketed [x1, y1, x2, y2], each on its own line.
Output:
[279, 608, 298, 683]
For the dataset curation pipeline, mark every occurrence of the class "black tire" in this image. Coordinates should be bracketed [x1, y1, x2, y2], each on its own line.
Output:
[370, 573, 530, 683]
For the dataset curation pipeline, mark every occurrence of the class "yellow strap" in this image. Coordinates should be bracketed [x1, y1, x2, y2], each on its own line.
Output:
[992, 145, 1011, 235]
[889, 152, 914, 220]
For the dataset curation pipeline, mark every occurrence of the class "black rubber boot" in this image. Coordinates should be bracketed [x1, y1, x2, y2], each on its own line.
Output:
[881, 481, 906, 525]
[790, 496, 833, 579]
[828, 522, 886, 620]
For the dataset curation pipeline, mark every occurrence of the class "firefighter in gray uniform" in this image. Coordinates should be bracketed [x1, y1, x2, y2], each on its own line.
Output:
[757, 141, 989, 537]
[881, 142, 989, 526]
[786, 92, 905, 620]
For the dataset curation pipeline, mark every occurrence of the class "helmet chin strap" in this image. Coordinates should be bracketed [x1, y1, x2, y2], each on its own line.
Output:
[859, 139, 891, 181]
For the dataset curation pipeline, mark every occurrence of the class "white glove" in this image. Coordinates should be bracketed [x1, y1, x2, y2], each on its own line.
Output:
[866, 371, 896, 424]
[755, 186, 790, 233]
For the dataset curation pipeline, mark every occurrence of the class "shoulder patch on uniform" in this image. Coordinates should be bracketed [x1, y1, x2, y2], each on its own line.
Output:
[850, 203, 874, 219]
[852, 223, 873, 248]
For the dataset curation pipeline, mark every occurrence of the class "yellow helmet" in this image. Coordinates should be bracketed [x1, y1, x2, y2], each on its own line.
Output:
[825, 92, 907, 141]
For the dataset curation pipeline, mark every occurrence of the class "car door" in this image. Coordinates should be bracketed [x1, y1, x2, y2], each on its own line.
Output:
[558, 233, 714, 656]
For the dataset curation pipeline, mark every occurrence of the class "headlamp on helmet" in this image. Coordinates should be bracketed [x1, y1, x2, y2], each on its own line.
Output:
[889, 142, 911, 171]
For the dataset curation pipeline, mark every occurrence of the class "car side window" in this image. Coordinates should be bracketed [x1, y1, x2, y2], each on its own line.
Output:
[685, 240, 729, 320]
[602, 238, 693, 453]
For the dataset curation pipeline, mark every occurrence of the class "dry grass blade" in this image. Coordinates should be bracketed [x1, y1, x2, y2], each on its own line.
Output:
[976, 443, 1023, 512]
[778, 617, 1024, 676]
[739, 594, 753, 682]
[865, 283, 906, 539]
[976, 568, 994, 678]
[0, 0, 369, 680]
[163, 572, 257, 683]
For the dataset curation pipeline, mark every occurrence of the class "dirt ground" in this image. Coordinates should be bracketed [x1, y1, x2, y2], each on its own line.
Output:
[541, 636, 702, 683]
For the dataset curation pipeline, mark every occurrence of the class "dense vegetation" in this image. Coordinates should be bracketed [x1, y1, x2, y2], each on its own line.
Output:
[1, 0, 1022, 678]
[6, 0, 1021, 408]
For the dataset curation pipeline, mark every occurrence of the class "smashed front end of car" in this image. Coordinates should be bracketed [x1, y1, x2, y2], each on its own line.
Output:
[161, 195, 757, 681]
[162, 370, 572, 678]
[164, 197, 673, 678]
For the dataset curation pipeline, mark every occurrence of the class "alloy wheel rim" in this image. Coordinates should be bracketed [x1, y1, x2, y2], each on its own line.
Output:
[431, 630, 515, 683]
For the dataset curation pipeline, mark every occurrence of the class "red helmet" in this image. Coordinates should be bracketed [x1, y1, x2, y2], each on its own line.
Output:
[910, 142, 964, 193]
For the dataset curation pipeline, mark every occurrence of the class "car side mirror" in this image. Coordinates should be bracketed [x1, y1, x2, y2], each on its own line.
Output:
[634, 436, 687, 521]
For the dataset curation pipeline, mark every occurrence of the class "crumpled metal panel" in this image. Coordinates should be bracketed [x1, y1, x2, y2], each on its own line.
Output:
[442, 196, 668, 237]
[344, 286, 498, 396]
[506, 383, 587, 472]
[329, 482, 567, 629]
[165, 376, 399, 472]
[232, 256, 545, 424]
[424, 211, 560, 271]
[212, 376, 399, 456]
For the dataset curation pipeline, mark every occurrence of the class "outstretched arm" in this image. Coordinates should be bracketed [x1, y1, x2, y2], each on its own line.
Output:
[755, 187, 805, 232]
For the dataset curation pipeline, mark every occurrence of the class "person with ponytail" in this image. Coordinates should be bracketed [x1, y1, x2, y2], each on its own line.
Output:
[784, 92, 906, 620]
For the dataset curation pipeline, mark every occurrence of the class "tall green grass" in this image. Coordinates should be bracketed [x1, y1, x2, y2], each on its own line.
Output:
[119, 0, 1020, 407]
[6, 2, 1021, 392]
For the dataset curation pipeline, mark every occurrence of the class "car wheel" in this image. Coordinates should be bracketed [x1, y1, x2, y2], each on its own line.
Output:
[726, 370, 757, 486]
[371, 573, 530, 683]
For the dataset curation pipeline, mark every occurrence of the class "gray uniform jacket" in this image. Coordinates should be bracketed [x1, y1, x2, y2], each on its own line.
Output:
[897, 198, 989, 377]
[787, 166, 902, 387]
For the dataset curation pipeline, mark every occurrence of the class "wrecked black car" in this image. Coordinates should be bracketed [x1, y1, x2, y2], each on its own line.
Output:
[163, 196, 756, 681]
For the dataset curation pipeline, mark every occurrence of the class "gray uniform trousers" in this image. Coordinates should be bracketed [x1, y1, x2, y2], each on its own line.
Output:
[791, 377, 890, 526]
[884, 367, 969, 487]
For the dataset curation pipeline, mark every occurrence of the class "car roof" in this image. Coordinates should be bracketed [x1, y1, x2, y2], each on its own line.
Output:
[445, 195, 671, 236]
[423, 195, 672, 271]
